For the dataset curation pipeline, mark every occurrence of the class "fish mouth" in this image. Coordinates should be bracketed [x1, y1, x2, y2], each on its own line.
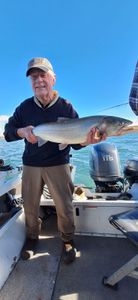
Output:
[113, 120, 133, 135]
[119, 120, 133, 130]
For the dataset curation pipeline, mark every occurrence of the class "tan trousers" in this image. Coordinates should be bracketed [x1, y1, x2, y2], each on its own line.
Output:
[22, 164, 75, 242]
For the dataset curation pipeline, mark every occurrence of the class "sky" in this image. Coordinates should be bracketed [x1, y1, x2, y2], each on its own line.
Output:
[0, 0, 138, 135]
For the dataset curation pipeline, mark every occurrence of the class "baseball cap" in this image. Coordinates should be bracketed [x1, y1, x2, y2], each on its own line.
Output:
[26, 57, 54, 77]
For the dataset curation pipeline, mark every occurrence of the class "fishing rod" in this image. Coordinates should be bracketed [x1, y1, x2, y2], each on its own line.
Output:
[98, 102, 128, 113]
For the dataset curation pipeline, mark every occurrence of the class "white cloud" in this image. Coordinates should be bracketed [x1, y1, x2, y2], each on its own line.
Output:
[0, 115, 9, 138]
[0, 115, 9, 121]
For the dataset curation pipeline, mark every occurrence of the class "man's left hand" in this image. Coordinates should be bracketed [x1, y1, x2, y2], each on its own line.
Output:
[80, 127, 107, 146]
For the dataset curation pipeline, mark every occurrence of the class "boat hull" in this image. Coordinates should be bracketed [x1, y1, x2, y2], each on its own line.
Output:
[40, 191, 138, 237]
[0, 209, 25, 290]
[73, 198, 138, 236]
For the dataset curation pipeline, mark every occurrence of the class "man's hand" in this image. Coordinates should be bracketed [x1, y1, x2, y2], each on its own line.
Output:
[17, 126, 38, 144]
[80, 127, 107, 146]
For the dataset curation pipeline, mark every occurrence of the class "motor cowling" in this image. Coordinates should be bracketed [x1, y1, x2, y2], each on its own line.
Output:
[124, 158, 138, 186]
[89, 142, 122, 192]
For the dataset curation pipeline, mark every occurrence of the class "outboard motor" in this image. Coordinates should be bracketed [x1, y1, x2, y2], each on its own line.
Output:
[124, 158, 138, 199]
[89, 142, 123, 192]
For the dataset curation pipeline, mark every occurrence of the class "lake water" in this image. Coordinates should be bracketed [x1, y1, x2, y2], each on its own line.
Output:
[0, 133, 137, 188]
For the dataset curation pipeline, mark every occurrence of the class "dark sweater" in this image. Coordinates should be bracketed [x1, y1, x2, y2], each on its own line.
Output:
[4, 96, 83, 167]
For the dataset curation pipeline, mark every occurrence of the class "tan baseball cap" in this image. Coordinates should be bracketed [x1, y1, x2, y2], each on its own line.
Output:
[26, 57, 54, 76]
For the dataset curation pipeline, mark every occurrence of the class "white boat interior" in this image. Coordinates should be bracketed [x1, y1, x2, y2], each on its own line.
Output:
[0, 142, 138, 299]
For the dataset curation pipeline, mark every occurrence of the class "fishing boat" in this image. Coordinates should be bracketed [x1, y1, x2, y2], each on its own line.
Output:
[0, 142, 138, 299]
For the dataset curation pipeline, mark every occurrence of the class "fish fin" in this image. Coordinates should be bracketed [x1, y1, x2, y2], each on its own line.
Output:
[37, 137, 48, 147]
[57, 117, 71, 122]
[59, 143, 68, 150]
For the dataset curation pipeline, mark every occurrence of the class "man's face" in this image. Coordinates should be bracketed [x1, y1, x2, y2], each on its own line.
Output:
[29, 69, 55, 101]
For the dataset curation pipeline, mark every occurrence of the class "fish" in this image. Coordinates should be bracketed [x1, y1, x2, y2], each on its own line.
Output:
[32, 115, 132, 148]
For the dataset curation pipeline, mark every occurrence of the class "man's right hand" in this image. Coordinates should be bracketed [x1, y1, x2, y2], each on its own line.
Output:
[17, 126, 38, 144]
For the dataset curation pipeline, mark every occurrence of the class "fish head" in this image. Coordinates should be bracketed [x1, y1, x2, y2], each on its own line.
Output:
[98, 116, 133, 136]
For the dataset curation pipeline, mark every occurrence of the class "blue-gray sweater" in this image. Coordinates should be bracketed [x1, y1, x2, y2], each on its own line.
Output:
[4, 96, 83, 167]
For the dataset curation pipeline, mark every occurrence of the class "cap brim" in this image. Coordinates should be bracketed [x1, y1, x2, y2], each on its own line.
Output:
[26, 66, 49, 77]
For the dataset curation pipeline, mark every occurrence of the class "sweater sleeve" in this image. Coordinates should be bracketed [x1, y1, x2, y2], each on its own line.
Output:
[4, 105, 23, 142]
[71, 143, 86, 150]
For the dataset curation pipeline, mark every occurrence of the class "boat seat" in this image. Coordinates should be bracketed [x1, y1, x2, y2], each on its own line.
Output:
[103, 208, 138, 288]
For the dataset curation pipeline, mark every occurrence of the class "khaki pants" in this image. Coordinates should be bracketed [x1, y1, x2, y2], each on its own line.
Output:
[22, 164, 75, 242]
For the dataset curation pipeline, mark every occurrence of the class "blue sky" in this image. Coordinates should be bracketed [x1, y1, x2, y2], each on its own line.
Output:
[0, 0, 138, 123]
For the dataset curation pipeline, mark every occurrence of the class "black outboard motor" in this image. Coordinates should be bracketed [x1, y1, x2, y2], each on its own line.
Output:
[124, 158, 138, 186]
[89, 142, 123, 192]
[123, 159, 138, 200]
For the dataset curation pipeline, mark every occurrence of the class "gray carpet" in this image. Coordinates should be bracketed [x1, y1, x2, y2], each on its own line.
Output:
[52, 235, 138, 300]
[1, 215, 138, 300]
[0, 216, 62, 300]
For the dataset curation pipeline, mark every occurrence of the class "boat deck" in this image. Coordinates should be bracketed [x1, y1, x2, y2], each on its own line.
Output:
[1, 214, 138, 300]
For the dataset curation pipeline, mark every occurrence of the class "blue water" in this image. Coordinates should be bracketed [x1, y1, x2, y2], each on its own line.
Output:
[0, 134, 137, 188]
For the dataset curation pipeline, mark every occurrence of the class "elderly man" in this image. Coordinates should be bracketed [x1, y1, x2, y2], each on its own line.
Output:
[4, 57, 106, 264]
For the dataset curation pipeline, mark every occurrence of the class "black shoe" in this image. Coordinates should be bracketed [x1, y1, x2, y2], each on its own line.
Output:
[21, 238, 39, 260]
[63, 240, 77, 264]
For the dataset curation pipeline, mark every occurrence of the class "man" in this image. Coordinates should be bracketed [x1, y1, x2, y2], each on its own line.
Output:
[4, 57, 106, 264]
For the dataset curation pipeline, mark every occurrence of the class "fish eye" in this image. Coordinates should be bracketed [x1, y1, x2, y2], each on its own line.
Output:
[120, 121, 125, 126]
